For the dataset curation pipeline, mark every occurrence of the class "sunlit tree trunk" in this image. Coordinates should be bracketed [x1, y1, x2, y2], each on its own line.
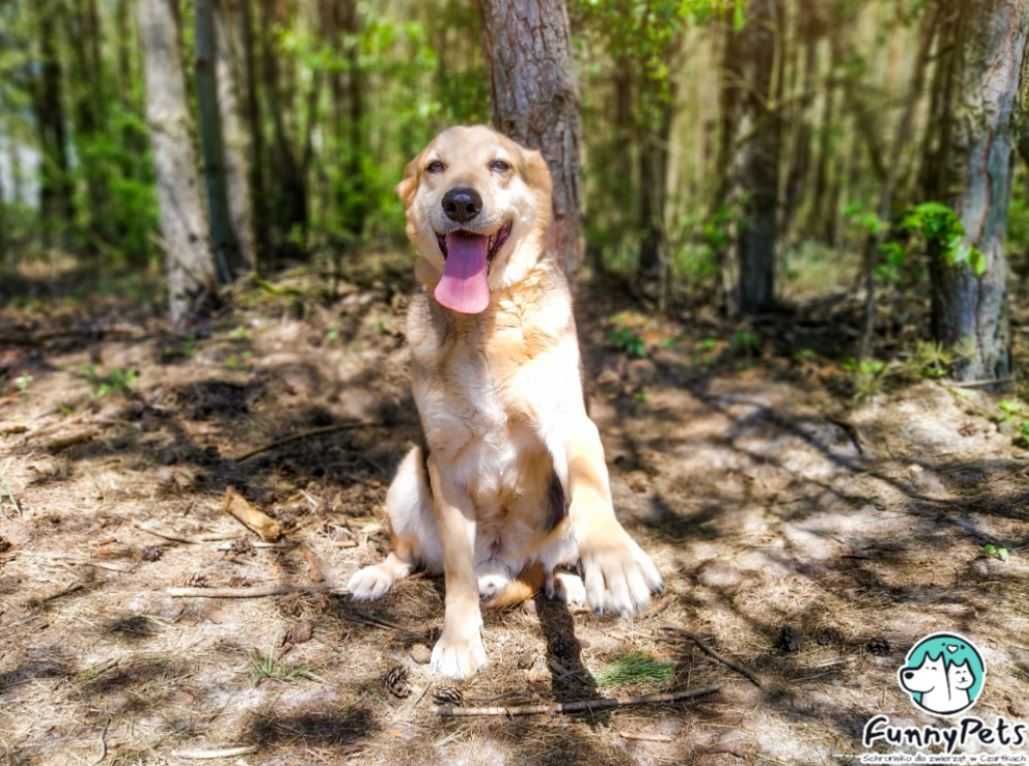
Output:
[138, 0, 218, 323]
[213, 0, 256, 272]
[927, 0, 1027, 381]
[479, 0, 584, 277]
[736, 0, 781, 313]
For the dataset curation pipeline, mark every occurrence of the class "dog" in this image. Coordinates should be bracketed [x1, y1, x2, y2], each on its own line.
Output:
[899, 654, 973, 714]
[347, 125, 662, 679]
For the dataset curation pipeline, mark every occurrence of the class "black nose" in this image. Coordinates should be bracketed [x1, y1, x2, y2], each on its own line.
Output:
[903, 671, 914, 680]
[442, 187, 482, 223]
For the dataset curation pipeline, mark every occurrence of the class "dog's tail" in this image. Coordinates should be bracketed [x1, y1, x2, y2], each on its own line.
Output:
[484, 560, 545, 609]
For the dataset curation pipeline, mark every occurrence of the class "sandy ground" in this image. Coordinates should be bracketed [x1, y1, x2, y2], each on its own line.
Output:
[2, 259, 1028, 765]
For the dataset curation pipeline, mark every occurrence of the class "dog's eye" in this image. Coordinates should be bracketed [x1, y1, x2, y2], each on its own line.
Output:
[489, 159, 511, 173]
[426, 160, 445, 174]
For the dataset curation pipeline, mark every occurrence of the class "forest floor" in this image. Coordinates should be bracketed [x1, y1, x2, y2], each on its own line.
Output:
[2, 254, 1029, 766]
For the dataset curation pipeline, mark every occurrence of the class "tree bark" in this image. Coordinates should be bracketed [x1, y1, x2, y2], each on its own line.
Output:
[33, 0, 74, 247]
[735, 0, 781, 314]
[213, 0, 257, 272]
[928, 0, 1027, 382]
[479, 0, 584, 277]
[137, 0, 219, 323]
[195, 0, 238, 282]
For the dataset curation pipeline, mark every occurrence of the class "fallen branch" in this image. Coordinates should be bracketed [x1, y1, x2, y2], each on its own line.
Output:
[90, 718, 111, 766]
[170, 745, 258, 760]
[222, 487, 282, 542]
[233, 421, 383, 463]
[134, 524, 236, 545]
[166, 584, 335, 599]
[618, 731, 674, 743]
[947, 377, 1015, 389]
[664, 628, 763, 688]
[433, 685, 719, 717]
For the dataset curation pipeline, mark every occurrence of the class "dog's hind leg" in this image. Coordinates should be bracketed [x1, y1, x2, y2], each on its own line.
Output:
[347, 446, 441, 600]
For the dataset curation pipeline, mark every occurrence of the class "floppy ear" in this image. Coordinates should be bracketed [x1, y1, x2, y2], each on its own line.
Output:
[522, 148, 553, 197]
[395, 155, 421, 209]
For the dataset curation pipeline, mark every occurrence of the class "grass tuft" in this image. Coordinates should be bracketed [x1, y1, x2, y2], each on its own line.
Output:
[597, 652, 674, 688]
[247, 651, 319, 684]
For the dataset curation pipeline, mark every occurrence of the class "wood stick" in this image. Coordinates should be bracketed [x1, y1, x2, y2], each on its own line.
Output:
[433, 685, 719, 717]
[664, 629, 763, 688]
[134, 524, 236, 544]
[222, 487, 282, 542]
[947, 377, 1014, 389]
[166, 584, 335, 599]
[170, 745, 258, 760]
[90, 718, 111, 766]
[233, 421, 383, 462]
[618, 731, 674, 743]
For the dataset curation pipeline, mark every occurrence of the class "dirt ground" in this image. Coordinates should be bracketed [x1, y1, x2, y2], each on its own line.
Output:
[2, 256, 1029, 766]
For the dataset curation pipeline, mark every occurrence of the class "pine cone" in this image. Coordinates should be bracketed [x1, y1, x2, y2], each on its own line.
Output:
[432, 685, 464, 706]
[866, 637, 891, 656]
[384, 665, 411, 699]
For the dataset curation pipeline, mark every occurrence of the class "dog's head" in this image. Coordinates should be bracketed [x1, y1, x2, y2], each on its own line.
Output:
[396, 125, 552, 314]
[899, 654, 945, 694]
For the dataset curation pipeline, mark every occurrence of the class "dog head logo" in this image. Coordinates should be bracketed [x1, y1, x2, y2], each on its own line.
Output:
[898, 633, 986, 717]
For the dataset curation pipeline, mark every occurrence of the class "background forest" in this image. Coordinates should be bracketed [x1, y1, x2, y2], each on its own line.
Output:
[2, 0, 1026, 385]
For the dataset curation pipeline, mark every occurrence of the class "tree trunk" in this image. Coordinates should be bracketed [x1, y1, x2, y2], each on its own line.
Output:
[195, 0, 238, 283]
[260, 0, 307, 251]
[238, 0, 268, 264]
[34, 0, 74, 247]
[137, 0, 219, 323]
[66, 0, 110, 249]
[929, 0, 1027, 382]
[736, 0, 781, 314]
[479, 0, 584, 277]
[213, 0, 257, 272]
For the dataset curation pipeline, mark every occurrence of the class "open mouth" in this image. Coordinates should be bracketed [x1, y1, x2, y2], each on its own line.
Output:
[435, 221, 512, 263]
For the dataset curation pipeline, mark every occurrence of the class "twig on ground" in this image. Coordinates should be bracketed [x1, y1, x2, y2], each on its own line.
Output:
[134, 524, 236, 545]
[0, 460, 23, 516]
[433, 685, 719, 716]
[170, 745, 258, 760]
[90, 718, 111, 766]
[166, 584, 335, 599]
[214, 540, 295, 551]
[222, 487, 282, 542]
[947, 377, 1014, 389]
[233, 421, 384, 463]
[617, 731, 674, 743]
[38, 581, 86, 604]
[662, 628, 763, 688]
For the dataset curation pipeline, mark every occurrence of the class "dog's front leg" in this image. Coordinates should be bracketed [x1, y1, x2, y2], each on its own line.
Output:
[426, 457, 488, 679]
[551, 415, 663, 616]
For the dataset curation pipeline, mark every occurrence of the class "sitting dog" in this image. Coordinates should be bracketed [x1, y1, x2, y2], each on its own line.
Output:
[348, 125, 662, 679]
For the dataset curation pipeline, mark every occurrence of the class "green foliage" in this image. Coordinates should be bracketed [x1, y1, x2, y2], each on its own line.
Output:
[730, 328, 760, 356]
[597, 652, 674, 688]
[608, 326, 648, 358]
[79, 366, 139, 398]
[904, 341, 951, 380]
[903, 202, 987, 277]
[248, 651, 319, 684]
[982, 543, 1010, 562]
[842, 357, 888, 400]
[13, 374, 33, 394]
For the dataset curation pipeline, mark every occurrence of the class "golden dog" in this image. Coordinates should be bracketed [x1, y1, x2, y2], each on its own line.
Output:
[348, 125, 661, 679]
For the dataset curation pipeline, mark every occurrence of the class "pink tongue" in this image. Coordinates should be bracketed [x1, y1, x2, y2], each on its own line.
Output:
[434, 232, 490, 314]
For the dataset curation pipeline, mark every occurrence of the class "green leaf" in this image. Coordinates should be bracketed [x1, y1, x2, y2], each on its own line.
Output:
[969, 248, 988, 277]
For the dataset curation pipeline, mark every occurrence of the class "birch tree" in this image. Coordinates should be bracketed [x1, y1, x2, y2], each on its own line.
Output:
[138, 0, 218, 322]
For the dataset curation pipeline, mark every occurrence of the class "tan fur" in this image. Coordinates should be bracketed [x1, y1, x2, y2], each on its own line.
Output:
[347, 125, 662, 679]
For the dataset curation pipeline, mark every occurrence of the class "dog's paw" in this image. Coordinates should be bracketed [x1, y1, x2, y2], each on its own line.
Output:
[579, 524, 662, 617]
[347, 564, 394, 601]
[431, 630, 488, 679]
[546, 571, 588, 611]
